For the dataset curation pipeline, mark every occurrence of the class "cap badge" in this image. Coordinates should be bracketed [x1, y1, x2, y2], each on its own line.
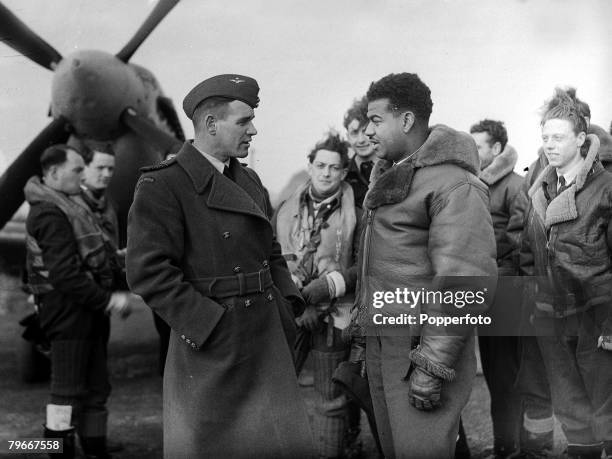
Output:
[229, 77, 245, 84]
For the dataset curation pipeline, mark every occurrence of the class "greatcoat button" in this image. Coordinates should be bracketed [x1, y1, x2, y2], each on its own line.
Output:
[245, 299, 252, 307]
[186, 338, 191, 344]
[181, 335, 186, 340]
[267, 293, 274, 301]
[222, 232, 231, 239]
[191, 343, 197, 349]
[262, 260, 269, 267]
[233, 266, 241, 273]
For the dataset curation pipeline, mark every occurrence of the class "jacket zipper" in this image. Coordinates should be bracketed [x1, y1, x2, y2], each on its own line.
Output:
[360, 209, 375, 299]
[545, 226, 556, 296]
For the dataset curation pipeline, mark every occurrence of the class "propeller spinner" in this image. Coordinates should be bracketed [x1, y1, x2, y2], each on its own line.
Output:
[51, 50, 149, 140]
[0, 0, 183, 231]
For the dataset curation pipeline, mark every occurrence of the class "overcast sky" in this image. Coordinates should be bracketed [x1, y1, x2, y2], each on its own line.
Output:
[1, 0, 611, 199]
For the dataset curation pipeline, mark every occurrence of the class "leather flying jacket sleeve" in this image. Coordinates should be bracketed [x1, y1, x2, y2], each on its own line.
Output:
[338, 205, 363, 295]
[410, 181, 497, 380]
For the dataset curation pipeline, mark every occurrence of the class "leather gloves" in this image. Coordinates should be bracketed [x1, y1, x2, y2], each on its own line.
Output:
[301, 277, 330, 305]
[284, 294, 305, 317]
[408, 365, 443, 411]
[298, 305, 321, 332]
[598, 335, 612, 351]
[599, 318, 612, 351]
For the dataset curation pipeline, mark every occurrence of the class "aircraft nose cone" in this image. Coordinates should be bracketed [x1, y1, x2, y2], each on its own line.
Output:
[51, 50, 144, 140]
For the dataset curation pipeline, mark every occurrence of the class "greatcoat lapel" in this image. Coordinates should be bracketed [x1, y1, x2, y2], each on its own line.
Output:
[176, 143, 268, 222]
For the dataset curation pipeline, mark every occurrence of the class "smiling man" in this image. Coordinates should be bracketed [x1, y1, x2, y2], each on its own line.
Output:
[72, 144, 119, 248]
[343, 96, 378, 208]
[274, 132, 362, 458]
[522, 88, 612, 459]
[126, 74, 313, 458]
[350, 72, 497, 458]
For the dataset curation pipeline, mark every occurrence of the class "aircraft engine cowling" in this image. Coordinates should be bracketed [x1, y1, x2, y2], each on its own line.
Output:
[51, 50, 147, 140]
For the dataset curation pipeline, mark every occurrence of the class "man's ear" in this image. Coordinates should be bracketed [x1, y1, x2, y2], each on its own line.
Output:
[205, 114, 217, 135]
[49, 166, 58, 181]
[576, 131, 586, 148]
[401, 111, 415, 133]
[492, 141, 502, 157]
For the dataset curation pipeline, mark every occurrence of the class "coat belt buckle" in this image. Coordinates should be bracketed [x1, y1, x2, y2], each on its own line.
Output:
[207, 278, 218, 297]
[257, 269, 265, 293]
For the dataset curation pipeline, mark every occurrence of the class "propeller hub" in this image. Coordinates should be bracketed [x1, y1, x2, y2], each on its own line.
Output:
[51, 50, 146, 140]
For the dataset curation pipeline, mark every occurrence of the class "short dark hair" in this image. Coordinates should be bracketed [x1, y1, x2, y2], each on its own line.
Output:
[40, 144, 75, 174]
[366, 73, 433, 121]
[307, 132, 349, 168]
[470, 119, 508, 151]
[343, 96, 369, 130]
[192, 96, 231, 124]
[70, 138, 114, 165]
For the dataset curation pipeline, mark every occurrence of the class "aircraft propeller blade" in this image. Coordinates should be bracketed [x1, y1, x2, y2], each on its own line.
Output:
[121, 108, 182, 157]
[0, 2, 62, 70]
[0, 116, 71, 230]
[115, 0, 180, 62]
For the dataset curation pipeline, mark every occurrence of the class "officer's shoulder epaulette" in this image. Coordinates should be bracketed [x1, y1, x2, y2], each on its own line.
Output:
[139, 156, 178, 173]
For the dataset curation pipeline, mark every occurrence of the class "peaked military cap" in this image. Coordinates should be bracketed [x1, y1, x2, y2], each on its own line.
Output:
[183, 74, 260, 119]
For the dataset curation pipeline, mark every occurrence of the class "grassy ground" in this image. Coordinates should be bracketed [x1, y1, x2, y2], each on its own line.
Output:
[0, 273, 565, 458]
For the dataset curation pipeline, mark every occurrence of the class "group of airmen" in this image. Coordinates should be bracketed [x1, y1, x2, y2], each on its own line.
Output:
[22, 71, 612, 459]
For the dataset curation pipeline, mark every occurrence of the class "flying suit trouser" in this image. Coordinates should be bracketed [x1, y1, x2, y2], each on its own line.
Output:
[366, 334, 476, 459]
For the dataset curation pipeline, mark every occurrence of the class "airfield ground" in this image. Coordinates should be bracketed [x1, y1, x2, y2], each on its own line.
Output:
[0, 273, 566, 458]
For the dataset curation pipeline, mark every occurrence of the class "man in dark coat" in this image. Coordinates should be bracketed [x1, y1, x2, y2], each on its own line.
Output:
[126, 74, 314, 458]
[351, 73, 497, 458]
[470, 119, 523, 458]
[25, 144, 132, 458]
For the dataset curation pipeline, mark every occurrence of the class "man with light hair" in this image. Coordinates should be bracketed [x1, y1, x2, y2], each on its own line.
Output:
[522, 88, 612, 459]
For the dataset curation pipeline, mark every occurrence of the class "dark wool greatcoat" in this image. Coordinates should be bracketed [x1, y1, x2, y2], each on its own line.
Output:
[126, 142, 314, 458]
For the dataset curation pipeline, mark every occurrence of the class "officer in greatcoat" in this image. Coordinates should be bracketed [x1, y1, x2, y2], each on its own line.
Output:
[126, 74, 314, 458]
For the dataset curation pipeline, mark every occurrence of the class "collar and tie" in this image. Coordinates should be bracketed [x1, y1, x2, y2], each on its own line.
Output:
[223, 165, 234, 182]
[359, 160, 374, 180]
[557, 176, 568, 194]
